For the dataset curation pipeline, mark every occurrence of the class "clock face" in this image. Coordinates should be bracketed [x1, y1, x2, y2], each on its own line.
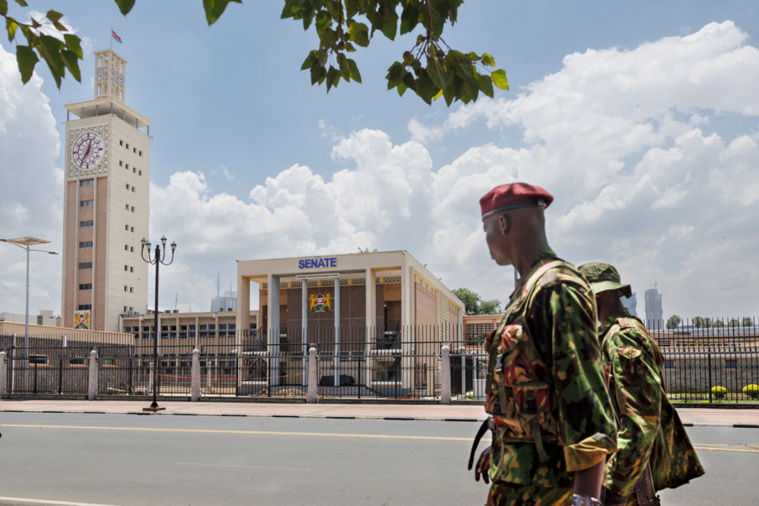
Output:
[72, 132, 105, 170]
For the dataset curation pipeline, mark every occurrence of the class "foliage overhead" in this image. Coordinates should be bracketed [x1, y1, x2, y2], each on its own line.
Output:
[2, 0, 507, 105]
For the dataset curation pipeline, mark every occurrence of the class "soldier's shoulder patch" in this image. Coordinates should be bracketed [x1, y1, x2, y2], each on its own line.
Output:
[616, 345, 642, 360]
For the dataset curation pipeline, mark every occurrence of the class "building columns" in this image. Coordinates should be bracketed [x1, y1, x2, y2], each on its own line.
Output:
[267, 274, 280, 386]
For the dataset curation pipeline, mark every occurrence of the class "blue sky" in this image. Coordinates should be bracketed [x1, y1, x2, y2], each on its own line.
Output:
[1, 1, 758, 320]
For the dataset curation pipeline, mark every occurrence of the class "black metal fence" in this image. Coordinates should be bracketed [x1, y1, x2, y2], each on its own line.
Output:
[651, 317, 759, 403]
[1, 317, 757, 404]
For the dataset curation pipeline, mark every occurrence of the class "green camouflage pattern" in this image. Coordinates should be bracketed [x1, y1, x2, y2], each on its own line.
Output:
[486, 248, 617, 490]
[599, 310, 705, 497]
[487, 482, 572, 505]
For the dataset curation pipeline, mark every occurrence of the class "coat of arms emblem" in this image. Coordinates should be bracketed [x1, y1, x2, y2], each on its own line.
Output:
[308, 292, 332, 312]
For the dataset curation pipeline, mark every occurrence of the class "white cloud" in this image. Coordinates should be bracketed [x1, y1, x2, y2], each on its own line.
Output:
[0, 45, 63, 315]
[106, 21, 759, 318]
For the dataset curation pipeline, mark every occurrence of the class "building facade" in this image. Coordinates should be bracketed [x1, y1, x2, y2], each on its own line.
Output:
[61, 49, 151, 331]
[236, 251, 465, 393]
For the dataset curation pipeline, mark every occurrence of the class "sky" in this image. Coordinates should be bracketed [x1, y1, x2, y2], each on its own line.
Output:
[1, 0, 758, 321]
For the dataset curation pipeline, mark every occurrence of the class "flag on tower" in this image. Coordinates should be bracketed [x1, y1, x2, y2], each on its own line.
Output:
[112, 29, 122, 44]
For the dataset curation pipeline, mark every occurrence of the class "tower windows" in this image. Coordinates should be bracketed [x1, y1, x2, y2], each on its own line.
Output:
[80, 199, 94, 207]
[79, 262, 92, 269]
[79, 283, 93, 290]
[79, 241, 93, 248]
[80, 179, 94, 187]
[77, 304, 92, 310]
[80, 220, 93, 227]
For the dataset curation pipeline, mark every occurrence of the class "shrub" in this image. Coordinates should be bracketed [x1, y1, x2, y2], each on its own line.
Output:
[711, 386, 728, 400]
[742, 384, 759, 400]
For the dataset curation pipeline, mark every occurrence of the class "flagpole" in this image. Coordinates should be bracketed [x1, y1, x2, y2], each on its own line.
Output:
[110, 27, 113, 49]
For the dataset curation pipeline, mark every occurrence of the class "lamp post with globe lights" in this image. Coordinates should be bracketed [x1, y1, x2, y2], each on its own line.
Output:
[140, 235, 176, 411]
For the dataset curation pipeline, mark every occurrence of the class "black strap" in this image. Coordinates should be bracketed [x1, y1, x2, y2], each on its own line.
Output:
[468, 417, 494, 470]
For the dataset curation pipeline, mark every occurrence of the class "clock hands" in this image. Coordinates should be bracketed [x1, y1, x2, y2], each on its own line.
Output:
[82, 138, 93, 164]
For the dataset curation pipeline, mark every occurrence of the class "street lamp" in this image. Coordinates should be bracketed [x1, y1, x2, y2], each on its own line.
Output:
[1, 237, 58, 392]
[140, 235, 176, 412]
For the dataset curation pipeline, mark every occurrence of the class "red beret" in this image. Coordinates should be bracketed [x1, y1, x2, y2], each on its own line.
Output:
[480, 182, 553, 219]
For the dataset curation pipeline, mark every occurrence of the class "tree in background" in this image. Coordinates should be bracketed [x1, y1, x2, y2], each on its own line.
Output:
[728, 318, 740, 328]
[693, 316, 704, 329]
[452, 287, 501, 315]
[666, 314, 681, 330]
[713, 319, 725, 328]
[742, 317, 754, 328]
[2, 0, 508, 105]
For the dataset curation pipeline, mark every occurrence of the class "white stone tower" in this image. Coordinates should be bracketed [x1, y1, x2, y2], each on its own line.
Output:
[61, 49, 151, 331]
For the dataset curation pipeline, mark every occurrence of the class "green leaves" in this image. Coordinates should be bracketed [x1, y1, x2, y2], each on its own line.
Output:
[386, 47, 506, 105]
[16, 44, 37, 83]
[114, 0, 136, 16]
[203, 0, 242, 25]
[284, 0, 507, 104]
[3, 0, 507, 106]
[2, 5, 84, 88]
[491, 69, 509, 90]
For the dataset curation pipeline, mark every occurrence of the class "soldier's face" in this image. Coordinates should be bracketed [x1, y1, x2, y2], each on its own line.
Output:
[483, 213, 512, 266]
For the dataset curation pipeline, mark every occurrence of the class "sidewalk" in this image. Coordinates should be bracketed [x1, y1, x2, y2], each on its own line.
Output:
[1, 399, 757, 427]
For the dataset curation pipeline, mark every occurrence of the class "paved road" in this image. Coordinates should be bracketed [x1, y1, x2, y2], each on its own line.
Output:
[1, 412, 757, 505]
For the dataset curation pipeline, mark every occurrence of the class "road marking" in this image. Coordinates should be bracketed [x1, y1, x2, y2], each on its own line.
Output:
[0, 497, 118, 506]
[0, 424, 470, 442]
[4, 424, 754, 452]
[175, 462, 310, 471]
[693, 444, 759, 454]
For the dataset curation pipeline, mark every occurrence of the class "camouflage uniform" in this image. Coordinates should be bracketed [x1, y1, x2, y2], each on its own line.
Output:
[599, 309, 704, 504]
[484, 249, 617, 505]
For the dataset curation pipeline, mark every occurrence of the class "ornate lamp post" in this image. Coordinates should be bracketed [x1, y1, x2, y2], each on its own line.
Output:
[1, 237, 58, 392]
[140, 235, 176, 411]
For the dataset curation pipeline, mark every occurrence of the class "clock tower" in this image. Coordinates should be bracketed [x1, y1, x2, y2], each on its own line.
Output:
[61, 49, 151, 331]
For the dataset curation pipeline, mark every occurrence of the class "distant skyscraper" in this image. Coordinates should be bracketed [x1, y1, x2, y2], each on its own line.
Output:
[645, 287, 663, 329]
[61, 49, 151, 331]
[622, 292, 638, 317]
[211, 291, 238, 313]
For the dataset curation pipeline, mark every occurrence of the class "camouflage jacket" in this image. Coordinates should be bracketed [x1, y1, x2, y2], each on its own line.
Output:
[486, 248, 617, 488]
[600, 309, 704, 496]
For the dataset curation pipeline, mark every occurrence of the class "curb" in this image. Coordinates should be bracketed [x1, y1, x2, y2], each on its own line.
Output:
[0, 409, 483, 423]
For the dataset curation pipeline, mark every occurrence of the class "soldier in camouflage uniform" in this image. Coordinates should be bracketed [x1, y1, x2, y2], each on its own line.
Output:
[578, 262, 705, 506]
[471, 183, 617, 506]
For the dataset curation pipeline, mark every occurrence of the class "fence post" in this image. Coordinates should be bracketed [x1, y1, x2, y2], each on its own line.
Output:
[191, 348, 200, 402]
[307, 347, 317, 403]
[0, 351, 6, 400]
[441, 345, 451, 404]
[87, 349, 98, 401]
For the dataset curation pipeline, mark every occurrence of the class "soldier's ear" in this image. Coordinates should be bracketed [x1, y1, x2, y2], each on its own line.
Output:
[497, 213, 510, 236]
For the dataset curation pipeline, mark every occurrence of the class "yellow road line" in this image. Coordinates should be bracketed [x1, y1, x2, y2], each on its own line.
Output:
[3, 424, 757, 452]
[0, 423, 471, 442]
[693, 444, 759, 454]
